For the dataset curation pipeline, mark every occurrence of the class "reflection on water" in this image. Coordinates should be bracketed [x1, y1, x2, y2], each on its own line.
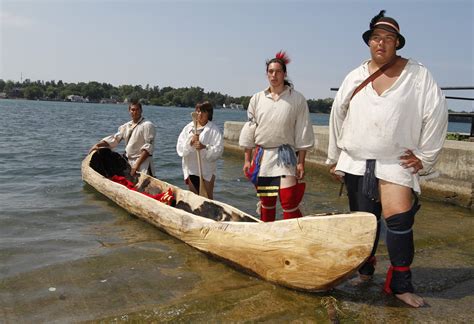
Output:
[0, 99, 472, 322]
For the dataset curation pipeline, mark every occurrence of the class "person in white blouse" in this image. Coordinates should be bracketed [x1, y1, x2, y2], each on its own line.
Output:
[239, 51, 315, 222]
[327, 10, 448, 308]
[90, 101, 156, 176]
[176, 101, 224, 199]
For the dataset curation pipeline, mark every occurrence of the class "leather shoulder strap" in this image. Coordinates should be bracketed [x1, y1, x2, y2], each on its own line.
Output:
[126, 117, 144, 145]
[350, 56, 400, 101]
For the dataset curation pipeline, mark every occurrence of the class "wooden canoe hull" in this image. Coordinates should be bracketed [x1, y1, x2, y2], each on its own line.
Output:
[82, 153, 377, 291]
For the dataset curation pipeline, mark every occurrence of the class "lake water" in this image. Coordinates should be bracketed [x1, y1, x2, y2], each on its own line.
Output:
[0, 99, 472, 322]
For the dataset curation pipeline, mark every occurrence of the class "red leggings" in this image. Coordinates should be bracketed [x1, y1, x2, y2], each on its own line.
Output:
[280, 183, 305, 219]
[259, 196, 277, 222]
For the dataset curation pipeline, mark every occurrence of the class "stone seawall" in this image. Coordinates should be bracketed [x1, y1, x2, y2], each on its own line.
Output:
[224, 121, 473, 209]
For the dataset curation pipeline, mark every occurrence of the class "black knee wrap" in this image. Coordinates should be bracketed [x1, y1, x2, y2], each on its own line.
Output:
[384, 200, 420, 294]
[386, 203, 419, 266]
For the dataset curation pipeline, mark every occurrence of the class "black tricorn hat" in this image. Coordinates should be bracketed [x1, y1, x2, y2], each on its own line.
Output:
[362, 10, 405, 50]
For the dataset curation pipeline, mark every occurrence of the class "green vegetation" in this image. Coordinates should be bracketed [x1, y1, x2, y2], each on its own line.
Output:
[446, 133, 471, 141]
[0, 79, 334, 113]
[307, 98, 333, 114]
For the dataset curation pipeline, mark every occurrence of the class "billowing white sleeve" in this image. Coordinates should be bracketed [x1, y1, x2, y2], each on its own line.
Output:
[140, 122, 156, 155]
[102, 125, 125, 149]
[203, 126, 224, 162]
[413, 70, 448, 174]
[239, 95, 257, 148]
[295, 96, 315, 150]
[176, 123, 195, 157]
[326, 77, 351, 165]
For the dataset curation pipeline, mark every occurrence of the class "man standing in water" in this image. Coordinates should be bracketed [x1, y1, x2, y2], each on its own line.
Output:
[327, 10, 448, 307]
[176, 101, 224, 199]
[239, 51, 315, 222]
[90, 101, 156, 176]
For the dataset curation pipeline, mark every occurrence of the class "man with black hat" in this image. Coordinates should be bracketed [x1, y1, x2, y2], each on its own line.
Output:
[327, 10, 448, 308]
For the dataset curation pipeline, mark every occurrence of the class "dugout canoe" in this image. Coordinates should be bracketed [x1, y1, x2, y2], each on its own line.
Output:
[81, 149, 377, 291]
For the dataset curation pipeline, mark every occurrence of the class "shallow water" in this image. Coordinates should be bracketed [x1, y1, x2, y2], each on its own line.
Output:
[0, 99, 472, 322]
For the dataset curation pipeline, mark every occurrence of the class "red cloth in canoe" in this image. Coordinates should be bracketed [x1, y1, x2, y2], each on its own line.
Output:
[110, 175, 175, 206]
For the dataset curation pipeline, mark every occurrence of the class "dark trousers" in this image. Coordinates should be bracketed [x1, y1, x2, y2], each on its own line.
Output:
[344, 173, 382, 276]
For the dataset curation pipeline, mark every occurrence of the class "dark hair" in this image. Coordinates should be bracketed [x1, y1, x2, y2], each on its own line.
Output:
[266, 58, 288, 74]
[128, 101, 142, 110]
[196, 101, 213, 121]
[266, 51, 293, 88]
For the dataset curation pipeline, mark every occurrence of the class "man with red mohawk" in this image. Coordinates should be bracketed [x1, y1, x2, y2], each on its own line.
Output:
[239, 51, 315, 222]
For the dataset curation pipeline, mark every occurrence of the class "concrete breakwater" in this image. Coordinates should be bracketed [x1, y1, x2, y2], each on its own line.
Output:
[224, 122, 473, 209]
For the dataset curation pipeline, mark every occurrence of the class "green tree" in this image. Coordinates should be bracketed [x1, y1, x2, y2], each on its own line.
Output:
[83, 81, 104, 101]
[45, 85, 58, 99]
[307, 98, 333, 113]
[149, 97, 164, 106]
[119, 85, 135, 100]
[128, 91, 141, 103]
[23, 85, 44, 100]
[4, 77, 336, 113]
[237, 96, 251, 109]
[4, 80, 14, 96]
[160, 86, 175, 97]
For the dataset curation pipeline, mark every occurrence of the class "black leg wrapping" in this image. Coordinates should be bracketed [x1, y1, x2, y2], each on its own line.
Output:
[385, 202, 420, 294]
[345, 173, 382, 275]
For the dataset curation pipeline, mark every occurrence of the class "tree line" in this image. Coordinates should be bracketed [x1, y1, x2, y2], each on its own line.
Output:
[0, 79, 334, 113]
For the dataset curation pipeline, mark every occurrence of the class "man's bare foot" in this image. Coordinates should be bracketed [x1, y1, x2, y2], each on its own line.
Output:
[395, 292, 425, 308]
[348, 274, 372, 286]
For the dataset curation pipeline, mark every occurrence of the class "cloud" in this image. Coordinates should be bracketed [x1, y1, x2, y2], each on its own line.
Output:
[0, 11, 34, 28]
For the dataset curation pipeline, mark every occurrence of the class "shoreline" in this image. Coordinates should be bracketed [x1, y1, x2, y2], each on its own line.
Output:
[1, 97, 472, 120]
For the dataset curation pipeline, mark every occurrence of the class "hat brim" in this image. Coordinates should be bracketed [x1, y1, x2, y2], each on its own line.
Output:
[362, 27, 405, 50]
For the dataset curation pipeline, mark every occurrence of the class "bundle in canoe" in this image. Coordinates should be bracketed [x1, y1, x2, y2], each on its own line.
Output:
[81, 149, 377, 291]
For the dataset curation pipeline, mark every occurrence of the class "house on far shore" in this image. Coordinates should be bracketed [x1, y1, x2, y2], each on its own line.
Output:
[9, 87, 23, 98]
[100, 98, 118, 104]
[0, 92, 7, 99]
[123, 97, 148, 105]
[223, 103, 244, 110]
[66, 95, 87, 102]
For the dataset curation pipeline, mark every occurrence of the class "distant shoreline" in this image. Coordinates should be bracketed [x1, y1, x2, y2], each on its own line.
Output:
[0, 96, 332, 115]
[1, 97, 473, 122]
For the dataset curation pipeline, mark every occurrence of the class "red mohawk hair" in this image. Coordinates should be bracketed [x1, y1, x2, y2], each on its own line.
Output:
[275, 51, 290, 65]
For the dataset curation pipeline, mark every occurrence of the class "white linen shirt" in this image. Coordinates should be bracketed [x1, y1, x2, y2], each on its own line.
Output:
[176, 121, 224, 182]
[327, 59, 448, 192]
[239, 86, 315, 177]
[102, 118, 156, 174]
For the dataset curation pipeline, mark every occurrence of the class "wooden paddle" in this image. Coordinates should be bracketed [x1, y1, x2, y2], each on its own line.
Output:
[191, 112, 209, 198]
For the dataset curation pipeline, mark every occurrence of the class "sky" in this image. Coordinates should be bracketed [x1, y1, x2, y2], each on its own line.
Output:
[1, 0, 473, 111]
